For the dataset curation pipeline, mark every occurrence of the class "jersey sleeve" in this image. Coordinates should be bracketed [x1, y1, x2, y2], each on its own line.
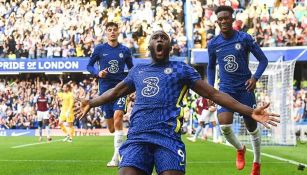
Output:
[182, 63, 201, 88]
[87, 46, 101, 77]
[245, 34, 268, 80]
[207, 41, 216, 86]
[125, 48, 134, 70]
[123, 66, 136, 90]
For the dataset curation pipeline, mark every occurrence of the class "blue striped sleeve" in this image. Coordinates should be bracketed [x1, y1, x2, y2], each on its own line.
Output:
[207, 42, 216, 86]
[125, 47, 134, 70]
[87, 46, 100, 77]
[246, 34, 268, 80]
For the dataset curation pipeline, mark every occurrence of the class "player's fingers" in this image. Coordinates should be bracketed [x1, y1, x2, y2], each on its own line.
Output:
[269, 113, 280, 117]
[269, 117, 280, 123]
[246, 82, 252, 90]
[261, 122, 270, 129]
[245, 80, 250, 86]
[268, 121, 278, 127]
[261, 103, 270, 110]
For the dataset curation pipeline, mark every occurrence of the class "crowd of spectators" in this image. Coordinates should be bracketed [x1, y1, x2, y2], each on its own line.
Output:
[0, 75, 100, 129]
[0, 0, 305, 59]
[0, 74, 136, 130]
[192, 0, 307, 48]
[0, 0, 187, 59]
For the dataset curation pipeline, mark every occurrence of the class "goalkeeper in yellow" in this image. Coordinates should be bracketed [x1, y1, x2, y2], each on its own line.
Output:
[58, 84, 75, 142]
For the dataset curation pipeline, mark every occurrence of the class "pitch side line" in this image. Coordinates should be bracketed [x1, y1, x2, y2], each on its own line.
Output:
[216, 141, 307, 167]
[0, 159, 288, 164]
[11, 139, 63, 149]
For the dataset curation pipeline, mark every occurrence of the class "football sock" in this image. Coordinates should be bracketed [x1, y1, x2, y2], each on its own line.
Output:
[194, 125, 202, 139]
[220, 124, 243, 150]
[38, 121, 43, 137]
[60, 124, 67, 134]
[112, 130, 124, 161]
[39, 127, 42, 137]
[70, 126, 75, 139]
[248, 127, 261, 163]
[203, 124, 209, 136]
[46, 125, 50, 138]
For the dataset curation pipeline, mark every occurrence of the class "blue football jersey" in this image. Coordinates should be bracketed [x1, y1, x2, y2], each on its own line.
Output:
[87, 43, 133, 92]
[123, 61, 201, 145]
[207, 31, 268, 92]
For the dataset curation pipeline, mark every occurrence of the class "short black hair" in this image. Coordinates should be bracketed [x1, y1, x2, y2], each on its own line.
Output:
[215, 6, 234, 15]
[106, 22, 118, 29]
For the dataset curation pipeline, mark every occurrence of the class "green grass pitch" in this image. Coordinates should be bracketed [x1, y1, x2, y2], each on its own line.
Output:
[0, 136, 306, 175]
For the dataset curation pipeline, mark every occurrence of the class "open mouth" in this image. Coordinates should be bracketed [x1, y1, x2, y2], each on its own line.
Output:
[156, 43, 163, 52]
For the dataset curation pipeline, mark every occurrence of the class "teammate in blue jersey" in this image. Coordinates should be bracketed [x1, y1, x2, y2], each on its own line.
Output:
[207, 6, 269, 175]
[76, 30, 279, 175]
[87, 22, 133, 167]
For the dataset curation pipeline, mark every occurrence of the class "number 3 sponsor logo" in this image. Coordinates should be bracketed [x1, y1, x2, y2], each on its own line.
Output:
[141, 77, 159, 97]
[224, 55, 238, 72]
[108, 60, 119, 73]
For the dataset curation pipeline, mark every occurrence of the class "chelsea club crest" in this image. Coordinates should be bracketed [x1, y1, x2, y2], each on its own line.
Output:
[119, 53, 124, 58]
[235, 43, 241, 50]
[164, 68, 173, 74]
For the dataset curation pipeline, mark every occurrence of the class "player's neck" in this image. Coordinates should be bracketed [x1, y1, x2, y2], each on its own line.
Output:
[107, 40, 119, 47]
[151, 57, 169, 65]
[221, 29, 235, 39]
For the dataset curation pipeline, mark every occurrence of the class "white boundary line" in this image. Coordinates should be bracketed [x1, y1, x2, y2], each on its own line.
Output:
[218, 141, 307, 167]
[11, 139, 63, 149]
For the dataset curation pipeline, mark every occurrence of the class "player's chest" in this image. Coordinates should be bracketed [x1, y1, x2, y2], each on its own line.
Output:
[215, 41, 247, 60]
[99, 50, 125, 63]
[134, 66, 181, 89]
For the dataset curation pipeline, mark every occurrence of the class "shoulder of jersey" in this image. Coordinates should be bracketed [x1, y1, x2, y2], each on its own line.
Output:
[119, 44, 130, 51]
[95, 43, 106, 50]
[207, 35, 220, 47]
[237, 31, 252, 40]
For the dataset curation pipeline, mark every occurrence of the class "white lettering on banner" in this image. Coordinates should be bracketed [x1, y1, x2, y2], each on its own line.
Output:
[38, 61, 79, 70]
[0, 62, 25, 70]
[27, 62, 36, 70]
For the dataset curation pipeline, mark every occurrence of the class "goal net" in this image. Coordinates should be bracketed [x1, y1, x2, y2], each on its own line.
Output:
[216, 59, 297, 146]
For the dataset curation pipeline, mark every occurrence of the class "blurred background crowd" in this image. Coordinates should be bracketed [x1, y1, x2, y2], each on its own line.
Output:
[0, 0, 305, 59]
[0, 74, 306, 130]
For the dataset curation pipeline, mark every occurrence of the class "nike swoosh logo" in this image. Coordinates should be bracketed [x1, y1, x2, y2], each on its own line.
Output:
[11, 131, 31, 136]
[103, 54, 108, 56]
[216, 49, 221, 52]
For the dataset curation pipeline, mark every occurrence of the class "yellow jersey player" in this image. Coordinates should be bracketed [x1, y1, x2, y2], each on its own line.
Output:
[58, 84, 75, 142]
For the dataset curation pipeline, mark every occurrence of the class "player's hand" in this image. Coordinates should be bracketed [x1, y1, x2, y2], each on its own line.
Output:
[207, 99, 215, 106]
[74, 99, 91, 120]
[245, 77, 257, 92]
[251, 103, 280, 129]
[209, 106, 216, 112]
[98, 68, 108, 78]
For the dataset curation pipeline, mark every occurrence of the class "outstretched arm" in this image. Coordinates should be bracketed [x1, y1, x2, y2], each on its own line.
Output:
[191, 80, 279, 128]
[75, 81, 134, 119]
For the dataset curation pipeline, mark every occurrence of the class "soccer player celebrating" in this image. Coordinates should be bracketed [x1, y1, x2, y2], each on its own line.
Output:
[58, 84, 75, 143]
[34, 87, 51, 142]
[207, 6, 269, 175]
[76, 30, 279, 175]
[87, 22, 133, 167]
